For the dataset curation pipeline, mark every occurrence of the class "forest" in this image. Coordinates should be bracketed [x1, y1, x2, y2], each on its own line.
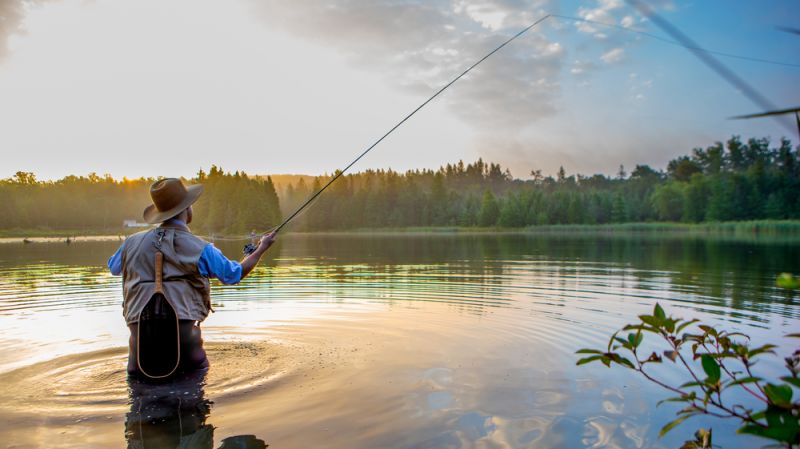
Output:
[1, 135, 797, 234]
[0, 167, 282, 236]
[283, 135, 799, 230]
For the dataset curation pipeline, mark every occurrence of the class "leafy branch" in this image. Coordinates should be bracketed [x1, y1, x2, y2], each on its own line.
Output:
[577, 303, 800, 448]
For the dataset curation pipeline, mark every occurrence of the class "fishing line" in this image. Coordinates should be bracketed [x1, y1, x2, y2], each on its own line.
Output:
[624, 0, 795, 134]
[265, 14, 553, 237]
[551, 14, 800, 69]
[220, 8, 790, 248]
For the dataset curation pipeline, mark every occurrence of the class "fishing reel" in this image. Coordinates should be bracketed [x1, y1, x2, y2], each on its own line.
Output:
[243, 242, 258, 256]
[242, 228, 279, 256]
[242, 230, 272, 255]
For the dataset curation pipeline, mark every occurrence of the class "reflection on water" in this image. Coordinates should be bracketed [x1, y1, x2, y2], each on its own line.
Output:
[3, 234, 796, 320]
[0, 234, 797, 448]
[126, 370, 266, 449]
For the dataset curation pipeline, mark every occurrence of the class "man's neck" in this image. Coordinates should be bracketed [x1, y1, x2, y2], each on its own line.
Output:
[161, 218, 189, 231]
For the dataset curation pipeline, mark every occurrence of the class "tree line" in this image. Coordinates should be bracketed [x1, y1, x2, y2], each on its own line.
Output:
[281, 135, 799, 230]
[1, 135, 797, 234]
[0, 167, 281, 235]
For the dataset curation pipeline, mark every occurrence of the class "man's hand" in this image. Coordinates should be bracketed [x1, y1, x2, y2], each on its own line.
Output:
[240, 231, 277, 281]
[257, 231, 277, 253]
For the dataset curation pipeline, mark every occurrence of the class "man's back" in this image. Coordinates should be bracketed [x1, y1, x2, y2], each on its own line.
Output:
[120, 223, 210, 324]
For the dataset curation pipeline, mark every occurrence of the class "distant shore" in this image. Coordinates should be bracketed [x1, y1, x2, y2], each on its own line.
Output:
[299, 220, 800, 236]
[0, 228, 135, 244]
[0, 235, 127, 244]
[3, 220, 800, 244]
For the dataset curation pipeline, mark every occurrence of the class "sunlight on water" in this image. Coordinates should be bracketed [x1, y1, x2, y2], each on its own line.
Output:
[0, 234, 797, 448]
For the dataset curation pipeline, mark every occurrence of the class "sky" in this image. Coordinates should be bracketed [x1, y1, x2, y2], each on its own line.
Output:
[0, 0, 798, 181]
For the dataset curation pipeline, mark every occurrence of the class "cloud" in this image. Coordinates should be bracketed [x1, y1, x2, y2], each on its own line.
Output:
[0, 1, 62, 62]
[570, 59, 596, 75]
[247, 0, 562, 130]
[628, 73, 653, 100]
[575, 0, 624, 36]
[600, 47, 624, 63]
[620, 15, 634, 28]
[0, 0, 27, 60]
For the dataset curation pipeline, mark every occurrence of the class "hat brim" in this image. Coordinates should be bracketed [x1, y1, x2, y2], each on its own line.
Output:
[142, 184, 204, 224]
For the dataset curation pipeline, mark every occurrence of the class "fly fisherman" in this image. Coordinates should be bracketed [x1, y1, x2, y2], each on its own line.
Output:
[107, 178, 276, 379]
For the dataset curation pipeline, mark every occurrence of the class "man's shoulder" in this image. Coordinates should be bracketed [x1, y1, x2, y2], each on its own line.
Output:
[119, 229, 154, 253]
[124, 229, 153, 244]
[172, 229, 210, 254]
[176, 229, 209, 246]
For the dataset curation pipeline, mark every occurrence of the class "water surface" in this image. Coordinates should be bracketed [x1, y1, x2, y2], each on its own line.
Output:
[0, 234, 797, 448]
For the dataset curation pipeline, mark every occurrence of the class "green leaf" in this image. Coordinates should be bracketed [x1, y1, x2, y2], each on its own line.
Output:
[628, 332, 643, 348]
[659, 414, 691, 437]
[617, 356, 635, 369]
[605, 353, 635, 369]
[575, 349, 603, 355]
[608, 331, 619, 352]
[740, 406, 800, 443]
[576, 355, 603, 366]
[701, 354, 721, 384]
[654, 303, 666, 321]
[688, 428, 712, 449]
[676, 319, 699, 334]
[776, 272, 800, 290]
[780, 376, 800, 389]
[657, 393, 695, 407]
[748, 344, 777, 357]
[713, 350, 737, 359]
[614, 336, 631, 350]
[785, 333, 800, 339]
[639, 315, 662, 328]
[724, 331, 748, 339]
[738, 424, 769, 439]
[680, 381, 703, 389]
[763, 383, 793, 408]
[726, 376, 762, 387]
[623, 324, 660, 333]
[698, 325, 718, 337]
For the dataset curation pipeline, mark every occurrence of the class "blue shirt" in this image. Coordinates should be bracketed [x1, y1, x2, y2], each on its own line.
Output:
[107, 220, 243, 285]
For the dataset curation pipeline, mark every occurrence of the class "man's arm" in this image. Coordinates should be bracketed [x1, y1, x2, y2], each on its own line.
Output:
[198, 232, 277, 284]
[239, 232, 277, 280]
[107, 242, 125, 275]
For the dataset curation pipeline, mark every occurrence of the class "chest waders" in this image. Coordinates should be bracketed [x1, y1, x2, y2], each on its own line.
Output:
[136, 235, 181, 379]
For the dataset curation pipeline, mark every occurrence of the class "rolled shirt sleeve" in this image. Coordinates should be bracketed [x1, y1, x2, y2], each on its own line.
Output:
[197, 243, 242, 285]
[107, 242, 124, 276]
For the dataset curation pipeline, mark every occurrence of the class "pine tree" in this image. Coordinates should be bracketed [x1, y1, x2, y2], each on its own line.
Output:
[478, 190, 499, 227]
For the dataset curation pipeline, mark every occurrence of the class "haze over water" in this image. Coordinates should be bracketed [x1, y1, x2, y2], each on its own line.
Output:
[0, 233, 797, 448]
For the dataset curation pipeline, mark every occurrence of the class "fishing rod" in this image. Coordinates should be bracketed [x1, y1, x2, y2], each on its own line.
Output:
[240, 7, 792, 254]
[550, 14, 800, 69]
[624, 0, 795, 134]
[243, 13, 553, 254]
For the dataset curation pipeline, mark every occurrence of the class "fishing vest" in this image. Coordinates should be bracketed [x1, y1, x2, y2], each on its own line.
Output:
[121, 223, 211, 324]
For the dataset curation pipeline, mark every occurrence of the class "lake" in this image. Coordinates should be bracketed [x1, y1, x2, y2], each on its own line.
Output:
[0, 233, 797, 448]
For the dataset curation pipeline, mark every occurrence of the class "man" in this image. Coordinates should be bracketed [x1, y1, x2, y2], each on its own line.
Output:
[108, 178, 276, 379]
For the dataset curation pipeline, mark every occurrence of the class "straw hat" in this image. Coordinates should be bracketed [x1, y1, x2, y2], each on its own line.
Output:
[142, 178, 204, 224]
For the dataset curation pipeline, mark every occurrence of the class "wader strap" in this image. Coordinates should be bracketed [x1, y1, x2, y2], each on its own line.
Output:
[154, 251, 164, 295]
